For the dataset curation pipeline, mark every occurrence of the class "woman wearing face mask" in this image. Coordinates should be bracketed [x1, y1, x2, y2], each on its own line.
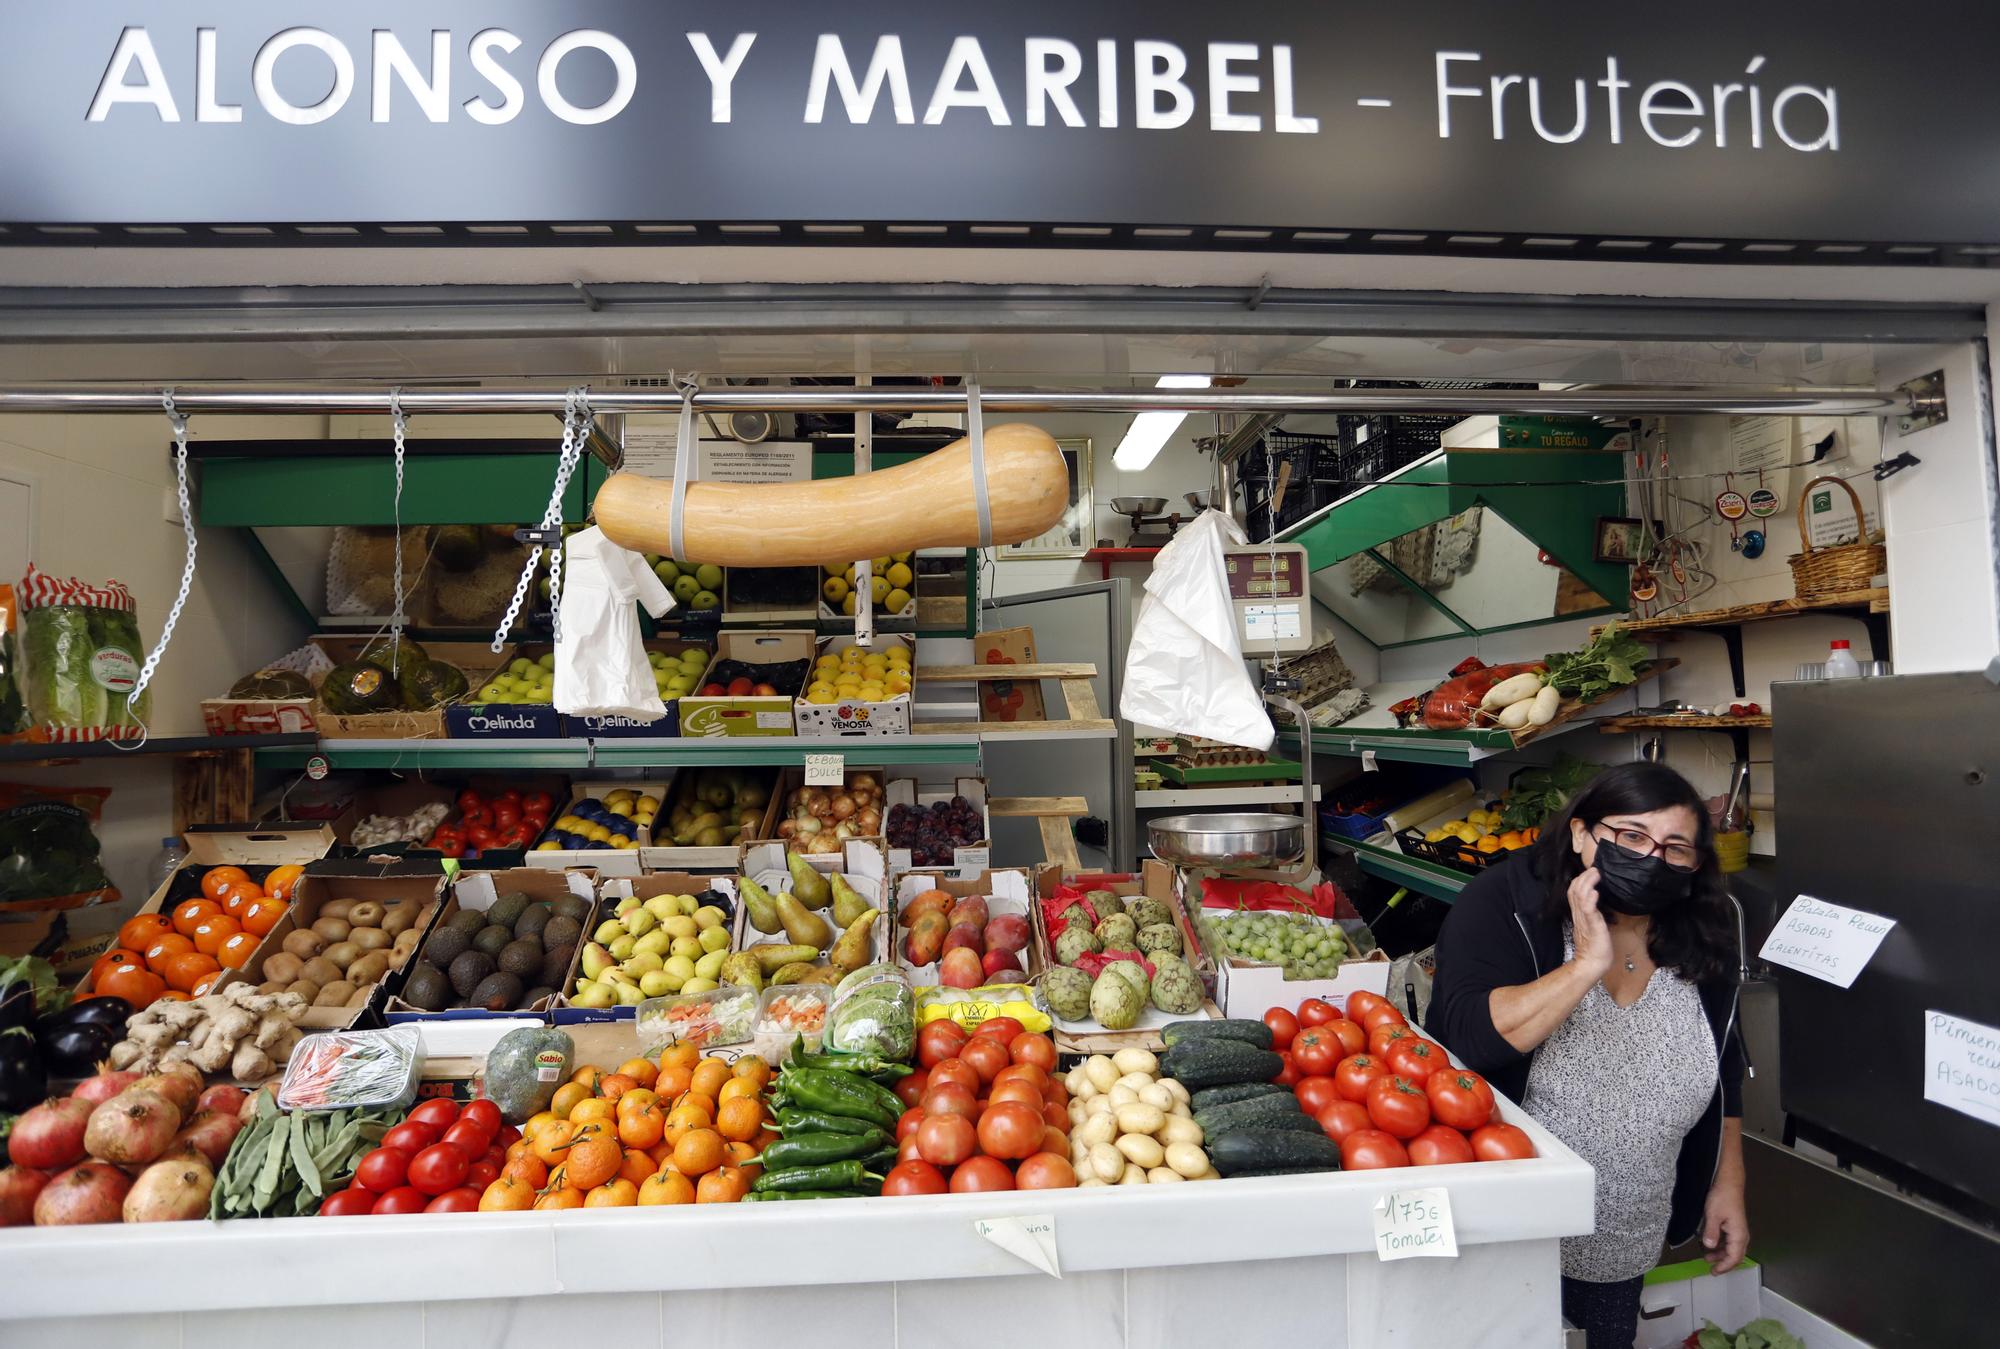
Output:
[1429, 761, 1747, 1348]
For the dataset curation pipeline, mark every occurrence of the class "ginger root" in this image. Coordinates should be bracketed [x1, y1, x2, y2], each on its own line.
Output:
[231, 1041, 277, 1083]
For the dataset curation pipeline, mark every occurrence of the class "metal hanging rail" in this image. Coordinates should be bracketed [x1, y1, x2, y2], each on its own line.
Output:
[0, 384, 1931, 419]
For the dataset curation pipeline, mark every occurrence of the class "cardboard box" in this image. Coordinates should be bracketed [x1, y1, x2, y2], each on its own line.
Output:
[793, 634, 916, 737]
[570, 639, 714, 739]
[201, 694, 317, 737]
[734, 839, 890, 976]
[0, 912, 117, 981]
[764, 766, 888, 868]
[311, 638, 514, 741]
[884, 776, 990, 878]
[1029, 862, 1213, 1038]
[723, 567, 818, 623]
[524, 779, 665, 879]
[1180, 874, 1392, 1018]
[973, 626, 1046, 723]
[552, 872, 742, 1025]
[639, 766, 780, 873]
[383, 867, 597, 1023]
[893, 866, 1038, 985]
[231, 868, 448, 1030]
[329, 780, 458, 850]
[677, 629, 814, 738]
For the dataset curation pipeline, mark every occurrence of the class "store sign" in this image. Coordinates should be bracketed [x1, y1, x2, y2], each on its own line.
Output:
[1923, 1010, 2000, 1130]
[4, 2, 1999, 252]
[1372, 1187, 1459, 1261]
[1759, 894, 1895, 988]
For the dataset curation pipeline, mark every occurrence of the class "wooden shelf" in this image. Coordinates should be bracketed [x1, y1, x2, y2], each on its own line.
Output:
[1596, 587, 1888, 639]
[1598, 714, 1772, 732]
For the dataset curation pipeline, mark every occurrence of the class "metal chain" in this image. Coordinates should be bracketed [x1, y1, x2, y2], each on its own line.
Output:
[492, 387, 590, 652]
[1263, 420, 1283, 680]
[116, 390, 200, 749]
[388, 390, 408, 676]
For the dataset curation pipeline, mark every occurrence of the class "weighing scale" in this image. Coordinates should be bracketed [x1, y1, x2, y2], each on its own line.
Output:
[1223, 542, 1313, 654]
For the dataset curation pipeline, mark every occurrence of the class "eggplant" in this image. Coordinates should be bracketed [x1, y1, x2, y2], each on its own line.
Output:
[0, 984, 34, 1035]
[35, 1019, 117, 1080]
[0, 1029, 47, 1112]
[42, 997, 133, 1035]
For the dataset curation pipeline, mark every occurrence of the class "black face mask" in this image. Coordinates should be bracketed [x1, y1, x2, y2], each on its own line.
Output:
[1592, 838, 1693, 915]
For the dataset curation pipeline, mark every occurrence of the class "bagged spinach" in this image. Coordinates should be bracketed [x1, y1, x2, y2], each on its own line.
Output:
[17, 567, 150, 742]
[0, 784, 120, 913]
[0, 585, 25, 739]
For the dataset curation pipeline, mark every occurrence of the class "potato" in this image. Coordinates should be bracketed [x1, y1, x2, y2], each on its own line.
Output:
[320, 899, 355, 921]
[379, 903, 417, 937]
[1160, 1116, 1204, 1147]
[300, 956, 343, 986]
[346, 984, 374, 1008]
[1138, 1082, 1175, 1111]
[346, 951, 392, 985]
[1065, 1066, 1092, 1097]
[1077, 1177, 1108, 1188]
[261, 952, 305, 985]
[1083, 1055, 1118, 1094]
[1075, 1113, 1118, 1148]
[1147, 1166, 1185, 1184]
[1117, 1161, 1147, 1185]
[1084, 1095, 1113, 1118]
[281, 930, 326, 960]
[285, 978, 322, 1001]
[256, 981, 287, 997]
[311, 916, 352, 943]
[1116, 1072, 1155, 1093]
[1114, 1133, 1165, 1169]
[1114, 1102, 1166, 1136]
[1159, 1078, 1191, 1106]
[1112, 1048, 1158, 1077]
[321, 941, 362, 972]
[1165, 1142, 1209, 1178]
[346, 901, 385, 928]
[314, 981, 357, 1007]
[1087, 1143, 1123, 1181]
[1067, 1100, 1087, 1127]
[1171, 1100, 1192, 1118]
[348, 927, 390, 953]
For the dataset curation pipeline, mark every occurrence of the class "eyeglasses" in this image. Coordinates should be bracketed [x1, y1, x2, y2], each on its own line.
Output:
[1594, 824, 1702, 872]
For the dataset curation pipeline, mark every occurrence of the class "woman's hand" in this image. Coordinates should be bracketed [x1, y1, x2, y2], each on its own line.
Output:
[1702, 1182, 1750, 1274]
[1567, 867, 1613, 982]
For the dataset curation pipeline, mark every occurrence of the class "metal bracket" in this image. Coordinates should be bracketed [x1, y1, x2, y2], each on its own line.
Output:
[1895, 370, 1947, 436]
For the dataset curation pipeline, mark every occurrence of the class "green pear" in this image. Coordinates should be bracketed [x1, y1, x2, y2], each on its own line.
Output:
[615, 897, 643, 917]
[787, 852, 832, 910]
[682, 976, 719, 994]
[662, 915, 699, 940]
[677, 894, 700, 917]
[580, 942, 615, 980]
[692, 906, 727, 931]
[608, 934, 637, 961]
[751, 943, 823, 976]
[698, 925, 731, 954]
[639, 970, 676, 998]
[719, 951, 765, 992]
[664, 954, 698, 983]
[670, 935, 704, 961]
[593, 919, 628, 944]
[643, 895, 680, 922]
[633, 930, 672, 958]
[620, 950, 664, 977]
[737, 875, 782, 934]
[694, 949, 727, 980]
[571, 981, 616, 1009]
[613, 979, 646, 1007]
[828, 907, 879, 974]
[776, 891, 833, 949]
[829, 873, 871, 929]
[621, 907, 659, 936]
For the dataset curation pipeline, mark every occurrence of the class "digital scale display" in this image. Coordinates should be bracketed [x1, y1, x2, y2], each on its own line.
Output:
[1222, 545, 1313, 653]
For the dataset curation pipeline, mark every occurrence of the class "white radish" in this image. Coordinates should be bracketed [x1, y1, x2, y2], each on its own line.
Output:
[1526, 683, 1562, 726]
[1496, 697, 1536, 730]
[1480, 672, 1545, 711]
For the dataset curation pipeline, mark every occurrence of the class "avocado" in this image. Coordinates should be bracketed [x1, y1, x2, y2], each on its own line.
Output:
[514, 904, 553, 942]
[539, 943, 575, 987]
[319, 661, 401, 715]
[541, 915, 582, 952]
[468, 971, 524, 1012]
[448, 908, 487, 936]
[550, 894, 591, 924]
[424, 925, 471, 968]
[473, 924, 514, 957]
[402, 962, 451, 1011]
[448, 950, 496, 998]
[498, 939, 543, 979]
[520, 986, 556, 1009]
[488, 892, 532, 930]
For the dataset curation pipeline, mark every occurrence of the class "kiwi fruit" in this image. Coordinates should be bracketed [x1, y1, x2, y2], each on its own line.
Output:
[448, 908, 487, 936]
[498, 939, 543, 979]
[467, 971, 523, 1012]
[448, 950, 496, 997]
[541, 915, 582, 952]
[424, 925, 471, 967]
[513, 903, 553, 941]
[487, 892, 531, 930]
[472, 924, 514, 957]
[538, 943, 575, 987]
[550, 894, 591, 924]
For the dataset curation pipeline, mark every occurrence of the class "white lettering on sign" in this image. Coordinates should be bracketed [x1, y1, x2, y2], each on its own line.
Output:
[804, 753, 844, 786]
[1924, 1010, 2000, 1129]
[1372, 1187, 1458, 1261]
[1758, 894, 1895, 989]
[975, 1213, 1061, 1277]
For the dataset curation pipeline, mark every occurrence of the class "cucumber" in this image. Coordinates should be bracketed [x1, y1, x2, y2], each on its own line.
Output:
[1159, 1038, 1285, 1091]
[1192, 1091, 1306, 1135]
[1208, 1129, 1344, 1176]
[1228, 1166, 1338, 1178]
[1190, 1082, 1290, 1113]
[1194, 1112, 1324, 1137]
[1161, 1019, 1273, 1051]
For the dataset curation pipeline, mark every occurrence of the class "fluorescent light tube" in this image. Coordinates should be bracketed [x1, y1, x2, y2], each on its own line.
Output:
[1112, 375, 1210, 471]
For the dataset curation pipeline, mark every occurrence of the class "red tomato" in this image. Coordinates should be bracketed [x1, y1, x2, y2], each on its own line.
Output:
[522, 791, 554, 814]
[1296, 998, 1338, 1027]
[466, 1159, 501, 1189]
[480, 1144, 508, 1171]
[1294, 1075, 1341, 1117]
[1039, 1125, 1069, 1155]
[380, 1122, 438, 1155]
[921, 1084, 978, 1120]
[462, 805, 492, 828]
[1314, 1100, 1373, 1144]
[1334, 1054, 1389, 1103]
[1041, 1102, 1069, 1131]
[1426, 1069, 1497, 1132]
[1324, 1018, 1367, 1057]
[916, 1113, 978, 1167]
[897, 1135, 923, 1164]
[425, 1186, 484, 1213]
[353, 1146, 411, 1193]
[977, 1101, 1045, 1161]
[408, 1099, 461, 1131]
[1010, 1034, 1057, 1071]
[1365, 1075, 1432, 1140]
[455, 789, 484, 813]
[407, 1143, 471, 1196]
[460, 1100, 502, 1138]
[1407, 1125, 1475, 1166]
[1291, 1026, 1342, 1077]
[466, 825, 497, 849]
[1015, 1153, 1079, 1189]
[432, 838, 466, 859]
[960, 1036, 1011, 1085]
[371, 1186, 430, 1215]
[1272, 1051, 1300, 1087]
[989, 1080, 1043, 1110]
[442, 1119, 492, 1155]
[492, 804, 522, 829]
[916, 1018, 970, 1070]
[993, 1063, 1050, 1093]
[928, 1058, 980, 1096]
[1345, 991, 1391, 1024]
[894, 1071, 930, 1109]
[494, 1124, 521, 1150]
[971, 1016, 1024, 1045]
[1262, 1006, 1300, 1050]
[949, 1155, 1016, 1192]
[1355, 1001, 1407, 1034]
[897, 1110, 926, 1142]
[881, 1160, 948, 1196]
[1470, 1123, 1538, 1161]
[495, 789, 522, 806]
[1386, 1039, 1444, 1085]
[320, 1187, 376, 1217]
[1341, 1129, 1411, 1170]
[1368, 1021, 1418, 1058]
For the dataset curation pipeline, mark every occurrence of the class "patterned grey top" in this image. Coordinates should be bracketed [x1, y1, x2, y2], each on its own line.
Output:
[1523, 930, 1718, 1282]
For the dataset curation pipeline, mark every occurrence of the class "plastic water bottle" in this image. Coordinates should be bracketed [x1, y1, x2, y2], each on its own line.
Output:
[1824, 639, 1862, 680]
[147, 837, 187, 892]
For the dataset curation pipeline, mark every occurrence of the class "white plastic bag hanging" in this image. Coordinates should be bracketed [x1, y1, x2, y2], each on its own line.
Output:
[1119, 510, 1274, 750]
[552, 526, 677, 720]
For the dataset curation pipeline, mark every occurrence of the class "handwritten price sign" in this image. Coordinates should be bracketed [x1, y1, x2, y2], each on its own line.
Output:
[1372, 1187, 1459, 1261]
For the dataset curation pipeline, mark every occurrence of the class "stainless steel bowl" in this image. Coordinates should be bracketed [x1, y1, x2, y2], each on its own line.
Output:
[1148, 812, 1307, 868]
[1184, 490, 1222, 512]
[1110, 495, 1168, 517]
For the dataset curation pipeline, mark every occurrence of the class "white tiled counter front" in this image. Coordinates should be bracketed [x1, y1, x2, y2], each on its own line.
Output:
[1, 1107, 1591, 1349]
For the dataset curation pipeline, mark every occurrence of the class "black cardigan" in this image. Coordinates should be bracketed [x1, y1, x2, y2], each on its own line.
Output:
[1428, 854, 1744, 1248]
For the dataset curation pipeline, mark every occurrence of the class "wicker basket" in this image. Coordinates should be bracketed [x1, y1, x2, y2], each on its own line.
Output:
[1787, 476, 1884, 601]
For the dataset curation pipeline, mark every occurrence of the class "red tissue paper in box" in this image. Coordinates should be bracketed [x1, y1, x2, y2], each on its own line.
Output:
[1197, 877, 1357, 921]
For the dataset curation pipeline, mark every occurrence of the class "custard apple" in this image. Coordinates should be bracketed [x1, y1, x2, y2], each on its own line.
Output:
[1089, 968, 1145, 1030]
[1041, 965, 1093, 1022]
[1101, 959, 1150, 999]
[1085, 889, 1125, 918]
[1094, 913, 1138, 951]
[1127, 897, 1173, 932]
[1136, 923, 1182, 958]
[1060, 904, 1097, 934]
[1054, 926, 1100, 966]
[1149, 957, 1203, 1015]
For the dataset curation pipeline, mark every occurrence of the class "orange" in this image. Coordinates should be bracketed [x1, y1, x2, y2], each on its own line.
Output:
[219, 882, 264, 919]
[731, 1055, 771, 1092]
[262, 864, 305, 901]
[654, 1064, 693, 1100]
[690, 1058, 731, 1101]
[215, 930, 261, 969]
[534, 1187, 584, 1210]
[658, 1042, 698, 1074]
[1475, 835, 1503, 854]
[99, 964, 166, 1008]
[545, 1162, 571, 1191]
[616, 1057, 658, 1089]
[715, 1097, 769, 1144]
[162, 951, 221, 993]
[189, 972, 224, 997]
[119, 914, 175, 951]
[569, 1098, 616, 1129]
[617, 1101, 665, 1150]
[502, 1153, 549, 1188]
[671, 1128, 725, 1178]
[479, 1176, 535, 1211]
[141, 933, 195, 970]
[531, 1118, 577, 1166]
[200, 866, 250, 901]
[550, 1082, 592, 1119]
[616, 1088, 659, 1118]
[240, 897, 289, 937]
[717, 1076, 762, 1106]
[648, 1141, 676, 1169]
[597, 1073, 638, 1102]
[190, 914, 243, 956]
[570, 1065, 603, 1091]
[584, 1179, 638, 1207]
[522, 1111, 559, 1143]
[638, 1169, 695, 1205]
[563, 1135, 623, 1191]
[155, 990, 191, 1002]
[695, 1164, 751, 1203]
[721, 1140, 763, 1183]
[617, 1148, 656, 1187]
[1498, 830, 1526, 850]
[171, 898, 222, 937]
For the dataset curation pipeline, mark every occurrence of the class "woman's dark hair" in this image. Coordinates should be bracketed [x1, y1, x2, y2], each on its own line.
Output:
[1531, 761, 1737, 983]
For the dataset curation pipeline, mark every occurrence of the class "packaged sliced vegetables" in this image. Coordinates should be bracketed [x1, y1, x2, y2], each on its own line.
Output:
[914, 982, 1051, 1034]
[637, 985, 756, 1056]
[16, 566, 152, 742]
[0, 783, 120, 913]
[277, 1025, 423, 1112]
[825, 962, 915, 1059]
[755, 984, 829, 1059]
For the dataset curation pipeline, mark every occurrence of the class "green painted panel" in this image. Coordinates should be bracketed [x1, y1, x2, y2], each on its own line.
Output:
[200, 455, 590, 527]
[811, 451, 923, 478]
[1285, 457, 1454, 571]
[1447, 452, 1629, 608]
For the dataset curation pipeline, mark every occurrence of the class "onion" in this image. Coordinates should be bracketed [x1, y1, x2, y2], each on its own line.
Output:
[851, 787, 876, 807]
[856, 808, 882, 834]
[851, 773, 879, 791]
[831, 793, 857, 820]
[796, 816, 822, 836]
[777, 819, 797, 838]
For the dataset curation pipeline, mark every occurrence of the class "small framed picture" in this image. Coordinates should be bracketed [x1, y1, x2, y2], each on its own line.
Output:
[1593, 516, 1644, 565]
[999, 437, 1093, 560]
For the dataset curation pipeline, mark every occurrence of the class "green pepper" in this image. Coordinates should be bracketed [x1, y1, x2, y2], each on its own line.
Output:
[791, 1051, 913, 1081]
[755, 1129, 891, 1170]
[741, 1187, 878, 1201]
[775, 1108, 880, 1138]
[751, 1159, 882, 1193]
[782, 1063, 906, 1118]
[860, 1147, 898, 1174]
[775, 1067, 900, 1129]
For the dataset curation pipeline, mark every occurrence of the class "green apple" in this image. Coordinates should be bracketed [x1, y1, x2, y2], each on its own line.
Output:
[571, 981, 616, 1009]
[691, 589, 720, 610]
[593, 919, 627, 945]
[639, 969, 677, 998]
[697, 925, 731, 955]
[620, 950, 664, 977]
[654, 559, 681, 584]
[621, 907, 659, 936]
[538, 653, 556, 671]
[608, 933, 637, 961]
[663, 954, 698, 984]
[694, 563, 724, 591]
[633, 930, 673, 958]
[694, 949, 727, 980]
[672, 574, 701, 603]
[509, 657, 534, 677]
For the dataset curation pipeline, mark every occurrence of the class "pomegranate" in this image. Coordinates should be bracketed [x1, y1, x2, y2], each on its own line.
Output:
[85, 1089, 182, 1165]
[0, 1166, 50, 1226]
[8, 1097, 92, 1171]
[132, 1068, 200, 1120]
[123, 1155, 214, 1223]
[239, 1082, 279, 1125]
[197, 1084, 249, 1117]
[72, 1069, 142, 1108]
[34, 1162, 131, 1225]
[169, 1109, 244, 1168]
